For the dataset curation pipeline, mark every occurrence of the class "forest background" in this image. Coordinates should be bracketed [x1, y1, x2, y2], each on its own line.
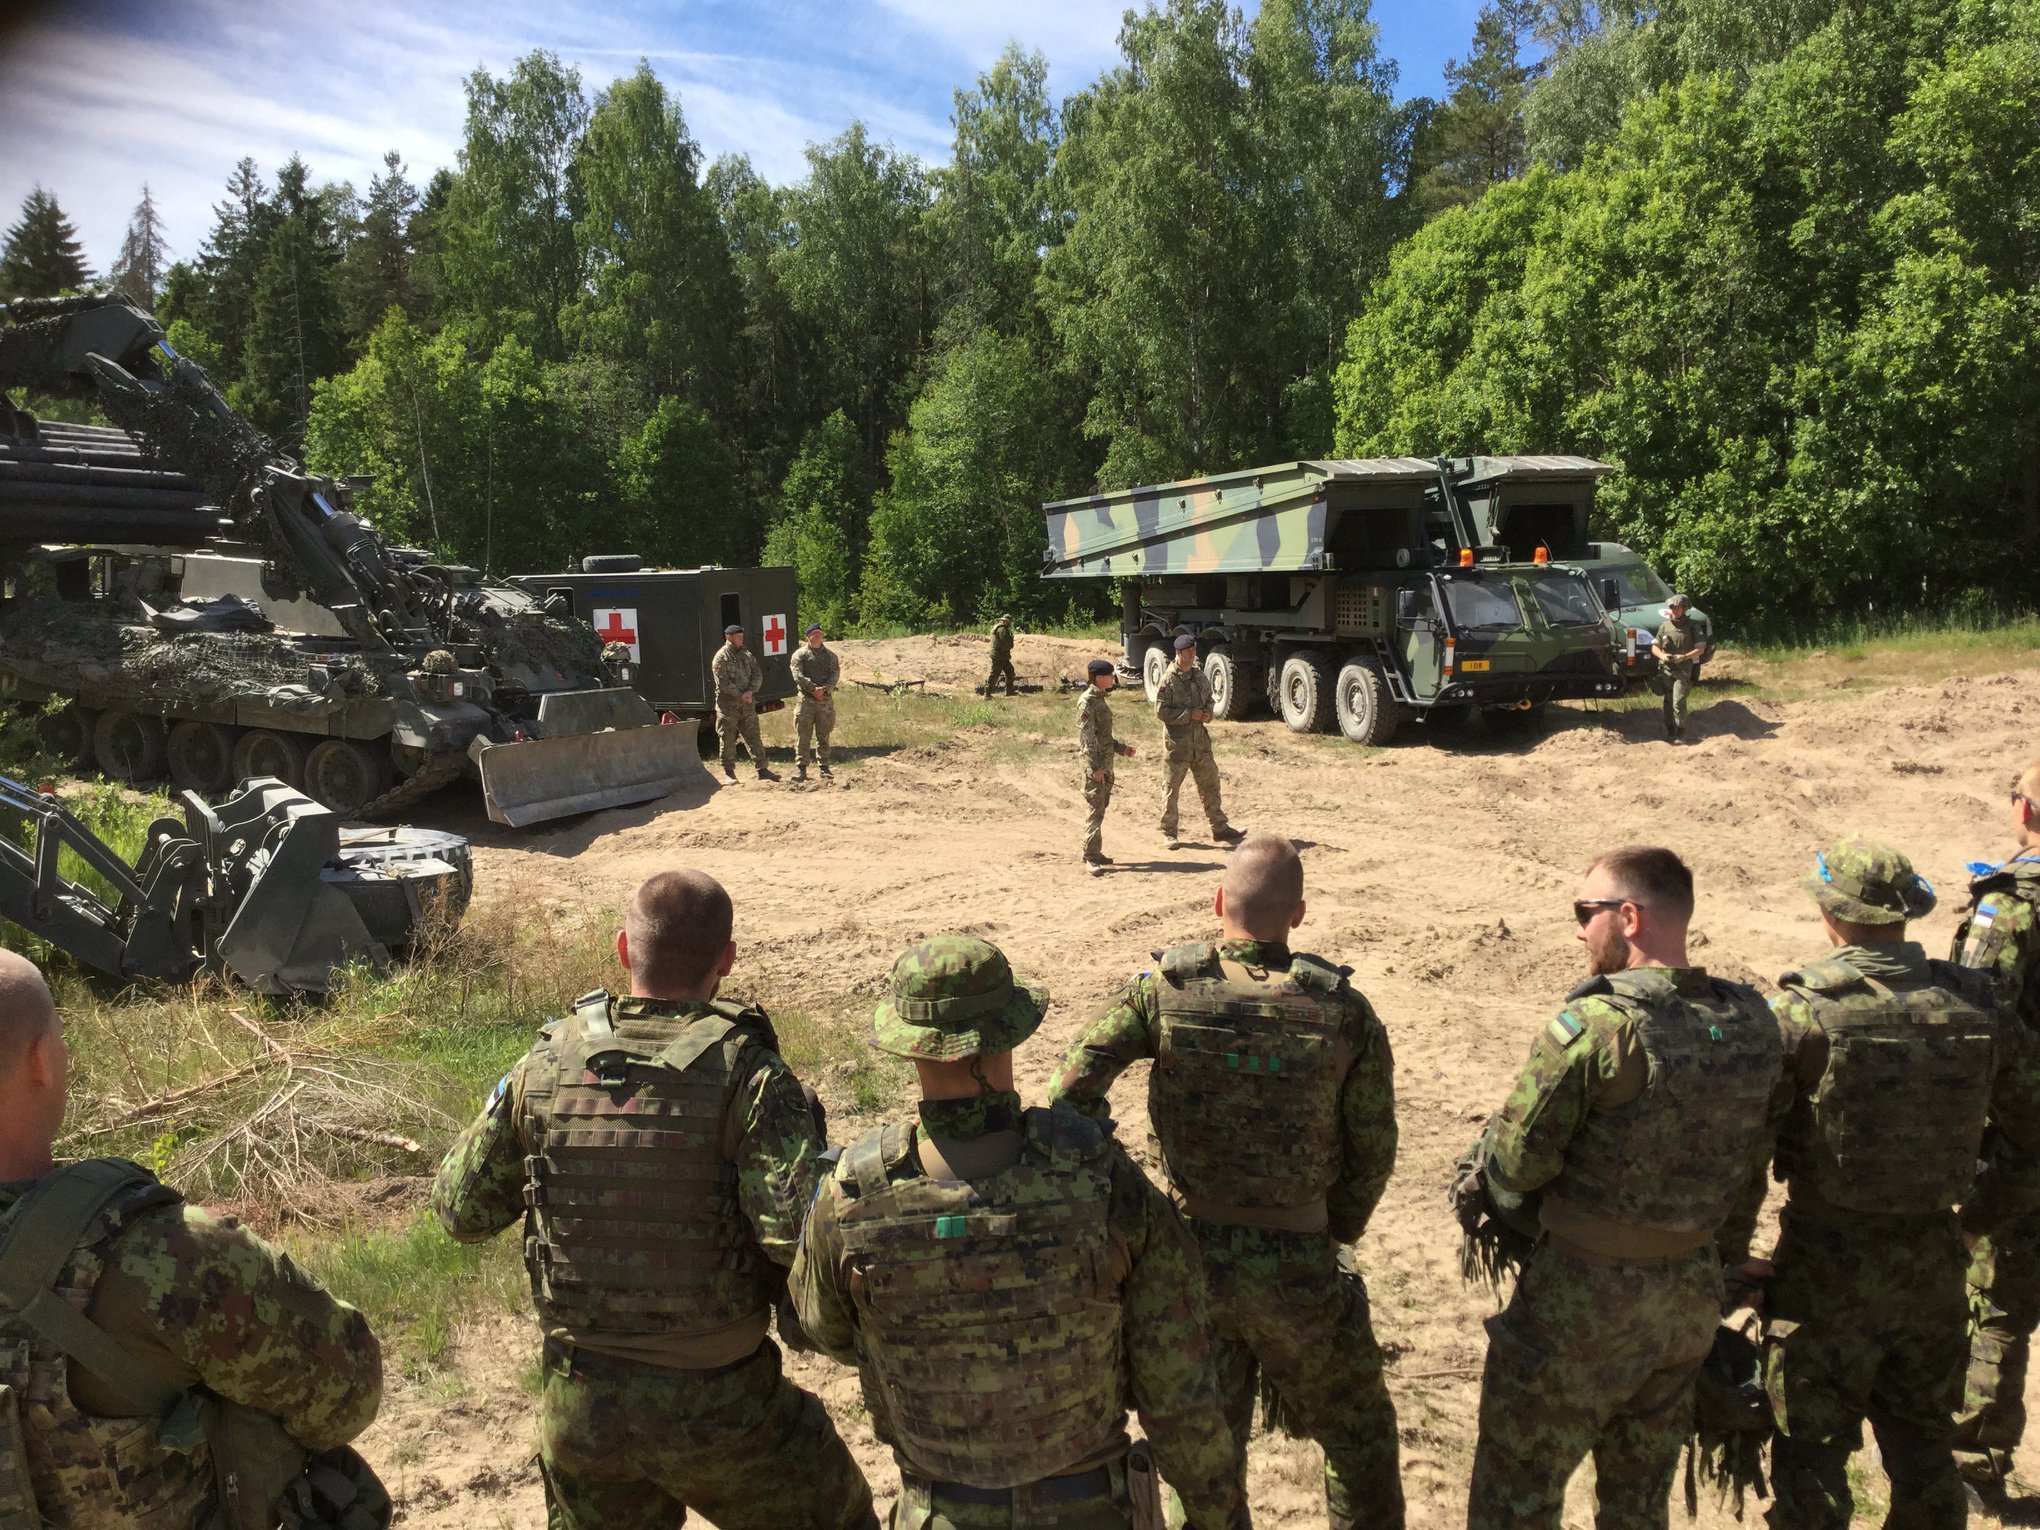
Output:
[3, 0, 2036, 636]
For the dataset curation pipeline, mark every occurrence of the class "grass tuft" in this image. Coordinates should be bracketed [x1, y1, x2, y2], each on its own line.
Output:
[291, 1214, 527, 1375]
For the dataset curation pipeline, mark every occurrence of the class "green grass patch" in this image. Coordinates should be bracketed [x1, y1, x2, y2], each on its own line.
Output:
[291, 1214, 527, 1375]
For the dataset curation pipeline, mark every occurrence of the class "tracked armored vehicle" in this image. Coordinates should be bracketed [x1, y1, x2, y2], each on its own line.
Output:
[1041, 457, 1624, 745]
[0, 294, 693, 825]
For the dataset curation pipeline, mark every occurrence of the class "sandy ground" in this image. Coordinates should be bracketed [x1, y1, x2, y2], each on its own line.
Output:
[360, 630, 2040, 1528]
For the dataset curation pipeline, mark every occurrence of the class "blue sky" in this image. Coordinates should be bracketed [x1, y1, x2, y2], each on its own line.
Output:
[0, 0, 1484, 275]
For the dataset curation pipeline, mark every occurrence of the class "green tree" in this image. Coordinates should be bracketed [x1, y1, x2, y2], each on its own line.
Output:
[763, 411, 864, 628]
[0, 187, 92, 300]
[336, 151, 422, 337]
[931, 46, 1059, 335]
[1413, 4, 1534, 216]
[612, 396, 749, 567]
[161, 159, 277, 387]
[109, 185, 169, 308]
[240, 157, 348, 442]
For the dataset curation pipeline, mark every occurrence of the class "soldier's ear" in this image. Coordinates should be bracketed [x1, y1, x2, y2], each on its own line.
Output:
[616, 928, 632, 973]
[1213, 886, 1226, 922]
[715, 940, 736, 980]
[1291, 898, 1306, 931]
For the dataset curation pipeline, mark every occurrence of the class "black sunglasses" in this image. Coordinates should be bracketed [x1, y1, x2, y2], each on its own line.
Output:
[1573, 898, 1639, 926]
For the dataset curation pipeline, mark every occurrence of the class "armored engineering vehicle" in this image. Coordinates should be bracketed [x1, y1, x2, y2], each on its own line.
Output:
[1041, 457, 1625, 745]
[0, 294, 694, 826]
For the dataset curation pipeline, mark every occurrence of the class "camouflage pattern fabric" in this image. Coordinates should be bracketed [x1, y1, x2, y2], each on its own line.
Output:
[536, 1338, 876, 1530]
[1152, 665, 1231, 840]
[1078, 684, 1130, 861]
[711, 642, 768, 770]
[868, 937, 1048, 1062]
[1653, 616, 1703, 739]
[793, 1090, 1242, 1530]
[987, 621, 1016, 696]
[0, 1165, 382, 1529]
[1468, 1242, 1723, 1530]
[889, 1459, 1135, 1529]
[790, 644, 840, 770]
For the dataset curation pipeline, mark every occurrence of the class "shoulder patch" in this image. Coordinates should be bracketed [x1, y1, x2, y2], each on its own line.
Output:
[1546, 1009, 1588, 1049]
[484, 1072, 513, 1117]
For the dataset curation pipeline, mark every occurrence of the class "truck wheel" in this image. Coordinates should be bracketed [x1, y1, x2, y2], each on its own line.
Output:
[1278, 652, 1335, 734]
[306, 739, 395, 817]
[1142, 644, 1171, 704]
[37, 704, 96, 766]
[1334, 660, 1401, 746]
[1204, 647, 1252, 721]
[167, 720, 239, 793]
[233, 729, 308, 790]
[92, 711, 166, 783]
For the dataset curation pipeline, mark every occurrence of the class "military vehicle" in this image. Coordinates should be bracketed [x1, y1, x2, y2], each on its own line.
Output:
[0, 293, 695, 826]
[1041, 457, 1624, 745]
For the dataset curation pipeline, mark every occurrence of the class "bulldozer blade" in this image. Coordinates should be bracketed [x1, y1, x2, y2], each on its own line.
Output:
[472, 723, 695, 827]
[207, 786, 390, 995]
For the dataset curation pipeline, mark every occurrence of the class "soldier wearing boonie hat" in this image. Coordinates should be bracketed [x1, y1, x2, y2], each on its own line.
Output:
[1753, 836, 2040, 1529]
[1650, 594, 1709, 744]
[1078, 656, 1136, 874]
[711, 622, 777, 782]
[792, 936, 1243, 1529]
[790, 621, 839, 782]
[986, 614, 1018, 697]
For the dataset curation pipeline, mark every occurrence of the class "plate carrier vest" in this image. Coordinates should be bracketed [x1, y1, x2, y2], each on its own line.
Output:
[1954, 860, 2040, 1026]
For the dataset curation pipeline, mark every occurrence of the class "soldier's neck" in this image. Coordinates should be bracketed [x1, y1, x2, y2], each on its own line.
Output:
[629, 979, 721, 1005]
[0, 1134, 55, 1182]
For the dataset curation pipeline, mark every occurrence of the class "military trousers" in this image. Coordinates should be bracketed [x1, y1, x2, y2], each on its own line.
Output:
[1467, 1239, 1721, 1530]
[987, 656, 1017, 696]
[537, 1338, 877, 1530]
[1083, 772, 1112, 860]
[1762, 1208, 1970, 1530]
[1660, 667, 1694, 739]
[891, 1459, 1133, 1530]
[1956, 1210, 2040, 1462]
[1193, 1221, 1402, 1530]
[1159, 743, 1230, 841]
[797, 696, 836, 770]
[718, 703, 768, 771]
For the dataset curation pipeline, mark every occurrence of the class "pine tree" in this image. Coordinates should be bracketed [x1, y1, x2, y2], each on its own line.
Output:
[338, 150, 421, 334]
[1413, 4, 1534, 216]
[0, 187, 92, 301]
[109, 185, 170, 308]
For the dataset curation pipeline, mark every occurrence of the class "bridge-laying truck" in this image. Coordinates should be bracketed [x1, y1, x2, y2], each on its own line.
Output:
[1041, 456, 1625, 745]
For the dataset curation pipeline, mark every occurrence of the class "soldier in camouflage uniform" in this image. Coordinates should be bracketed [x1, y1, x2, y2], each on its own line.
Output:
[1079, 657, 1137, 873]
[790, 622, 840, 782]
[1754, 838, 2040, 1530]
[1649, 595, 1709, 744]
[1050, 834, 1403, 1529]
[0, 951, 383, 1530]
[1953, 763, 2040, 1496]
[1466, 846, 1785, 1530]
[1155, 634, 1243, 852]
[986, 615, 1017, 697]
[432, 871, 874, 1530]
[711, 623, 778, 782]
[793, 935, 1243, 1530]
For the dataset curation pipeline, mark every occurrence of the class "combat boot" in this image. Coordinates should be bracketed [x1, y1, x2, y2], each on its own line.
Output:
[722, 763, 737, 782]
[794, 765, 809, 782]
[819, 761, 834, 779]
[757, 766, 780, 783]
[1084, 853, 1113, 877]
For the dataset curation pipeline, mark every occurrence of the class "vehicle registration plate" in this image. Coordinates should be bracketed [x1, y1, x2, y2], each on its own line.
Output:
[1460, 659, 1491, 672]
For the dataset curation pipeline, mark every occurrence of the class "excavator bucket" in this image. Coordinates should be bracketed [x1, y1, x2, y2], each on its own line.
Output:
[471, 691, 696, 827]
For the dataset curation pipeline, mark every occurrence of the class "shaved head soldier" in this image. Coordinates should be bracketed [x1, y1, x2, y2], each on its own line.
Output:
[1051, 834, 1403, 1527]
[433, 869, 874, 1530]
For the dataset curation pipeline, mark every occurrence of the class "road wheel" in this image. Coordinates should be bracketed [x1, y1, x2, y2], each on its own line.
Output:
[1204, 646, 1253, 722]
[233, 728, 308, 790]
[166, 720, 239, 793]
[37, 703, 95, 766]
[92, 711, 166, 783]
[1278, 651, 1336, 734]
[1142, 643, 1171, 704]
[306, 739, 394, 817]
[1334, 659, 1401, 746]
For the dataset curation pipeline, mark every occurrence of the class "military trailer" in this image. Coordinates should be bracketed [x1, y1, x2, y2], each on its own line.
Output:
[507, 560, 797, 722]
[1041, 458, 1624, 745]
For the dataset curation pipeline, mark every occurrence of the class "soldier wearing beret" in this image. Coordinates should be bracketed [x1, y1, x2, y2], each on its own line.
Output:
[1079, 657, 1137, 874]
[1154, 634, 1243, 852]
[793, 935, 1243, 1529]
[790, 622, 840, 782]
[711, 623, 777, 782]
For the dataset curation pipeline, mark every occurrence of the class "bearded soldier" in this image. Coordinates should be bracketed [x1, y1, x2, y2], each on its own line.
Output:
[711, 623, 778, 782]
[1649, 595, 1709, 744]
[1754, 839, 2040, 1530]
[790, 622, 840, 782]
[0, 951, 384, 1530]
[793, 935, 1242, 1529]
[433, 870, 873, 1530]
[1953, 761, 2040, 1498]
[1465, 846, 1784, 1530]
[1050, 834, 1402, 1528]
[1154, 634, 1243, 852]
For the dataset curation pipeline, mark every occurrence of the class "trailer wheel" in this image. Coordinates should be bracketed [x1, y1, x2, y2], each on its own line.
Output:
[92, 711, 166, 783]
[1204, 647, 1252, 722]
[37, 704, 96, 766]
[307, 739, 395, 817]
[1278, 652, 1335, 734]
[1334, 659, 1401, 746]
[1142, 644, 1171, 704]
[167, 720, 239, 794]
[233, 729, 308, 790]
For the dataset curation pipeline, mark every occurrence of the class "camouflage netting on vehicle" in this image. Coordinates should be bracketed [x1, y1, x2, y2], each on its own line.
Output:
[87, 354, 270, 513]
[484, 607, 602, 675]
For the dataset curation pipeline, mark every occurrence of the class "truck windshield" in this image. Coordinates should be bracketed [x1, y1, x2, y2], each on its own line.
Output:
[1527, 572, 1602, 627]
[1612, 562, 1671, 605]
[1441, 578, 1523, 630]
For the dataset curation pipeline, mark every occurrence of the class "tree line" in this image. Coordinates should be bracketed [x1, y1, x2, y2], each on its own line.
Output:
[5, 0, 2035, 630]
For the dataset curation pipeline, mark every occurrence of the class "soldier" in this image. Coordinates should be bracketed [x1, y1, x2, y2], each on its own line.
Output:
[0, 950, 384, 1529]
[792, 935, 1243, 1530]
[1049, 834, 1403, 1529]
[1649, 594, 1710, 744]
[1079, 656, 1137, 874]
[1155, 634, 1244, 852]
[1465, 846, 1783, 1530]
[1756, 838, 2040, 1530]
[1954, 762, 2040, 1498]
[791, 621, 840, 783]
[986, 614, 1017, 697]
[711, 622, 778, 782]
[432, 870, 875, 1530]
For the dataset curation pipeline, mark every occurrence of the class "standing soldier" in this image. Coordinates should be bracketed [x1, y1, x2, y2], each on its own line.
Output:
[0, 950, 385, 1529]
[432, 870, 875, 1530]
[986, 614, 1017, 697]
[1754, 839, 2040, 1530]
[1079, 657, 1137, 874]
[1649, 594, 1710, 744]
[793, 935, 1243, 1530]
[1466, 846, 1782, 1530]
[712, 622, 778, 782]
[1155, 633, 1243, 851]
[1954, 762, 2040, 1499]
[790, 621, 840, 783]
[1050, 834, 1403, 1529]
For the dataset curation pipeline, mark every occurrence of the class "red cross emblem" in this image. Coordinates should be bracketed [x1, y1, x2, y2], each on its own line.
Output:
[592, 607, 640, 661]
[762, 613, 788, 656]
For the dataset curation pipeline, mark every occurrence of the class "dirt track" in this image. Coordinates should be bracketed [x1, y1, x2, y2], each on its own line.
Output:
[366, 631, 2040, 1528]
